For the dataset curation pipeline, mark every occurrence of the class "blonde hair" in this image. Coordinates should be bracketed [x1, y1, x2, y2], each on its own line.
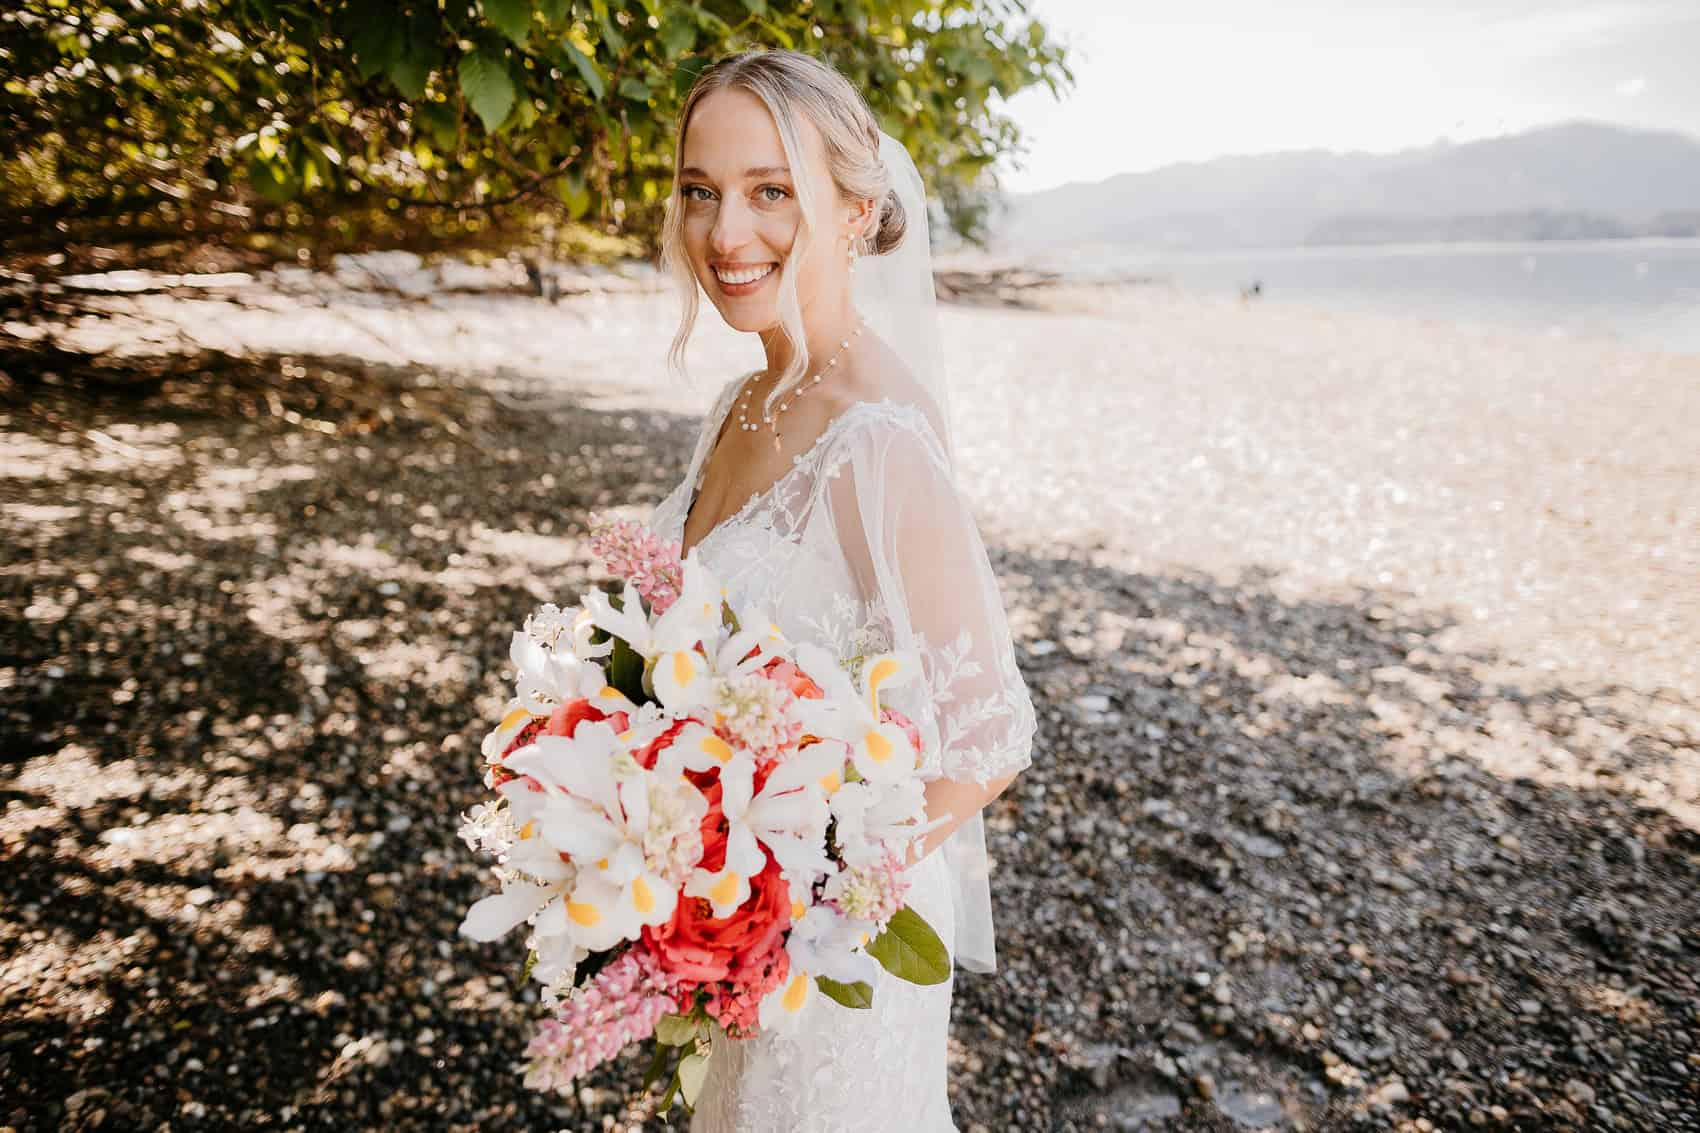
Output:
[659, 49, 908, 412]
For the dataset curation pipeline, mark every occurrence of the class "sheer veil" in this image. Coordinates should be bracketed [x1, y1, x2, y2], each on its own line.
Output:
[853, 130, 1004, 975]
[853, 130, 954, 466]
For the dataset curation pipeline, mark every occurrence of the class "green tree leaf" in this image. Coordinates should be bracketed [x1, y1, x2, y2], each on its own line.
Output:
[483, 0, 533, 46]
[618, 77, 651, 103]
[658, 14, 697, 58]
[816, 975, 873, 1009]
[866, 906, 951, 985]
[592, 0, 626, 51]
[459, 49, 517, 133]
[556, 172, 591, 218]
[388, 51, 431, 100]
[559, 41, 605, 101]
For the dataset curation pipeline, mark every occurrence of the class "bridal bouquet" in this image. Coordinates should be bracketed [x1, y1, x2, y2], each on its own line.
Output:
[457, 517, 951, 1114]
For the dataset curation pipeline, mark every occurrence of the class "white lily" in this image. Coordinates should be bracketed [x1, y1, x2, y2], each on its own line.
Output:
[458, 800, 577, 944]
[655, 719, 737, 777]
[582, 552, 726, 711]
[503, 723, 685, 952]
[682, 743, 839, 919]
[828, 777, 935, 867]
[481, 696, 537, 764]
[792, 643, 924, 785]
[509, 629, 626, 717]
[757, 904, 880, 1032]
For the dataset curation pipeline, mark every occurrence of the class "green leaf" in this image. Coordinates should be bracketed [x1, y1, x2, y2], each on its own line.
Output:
[866, 906, 951, 986]
[414, 101, 458, 149]
[606, 636, 647, 703]
[672, 55, 710, 97]
[484, 0, 532, 45]
[654, 1013, 700, 1046]
[459, 49, 517, 133]
[389, 10, 443, 100]
[816, 975, 873, 1009]
[641, 1036, 673, 1089]
[592, 0, 626, 51]
[388, 51, 431, 100]
[740, 0, 767, 13]
[536, 0, 570, 23]
[559, 41, 605, 101]
[350, 19, 399, 80]
[677, 1050, 710, 1108]
[247, 153, 299, 203]
[658, 14, 697, 57]
[618, 77, 651, 103]
[555, 173, 591, 219]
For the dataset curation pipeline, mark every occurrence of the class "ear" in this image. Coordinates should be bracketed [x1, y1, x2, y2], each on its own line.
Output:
[845, 194, 878, 241]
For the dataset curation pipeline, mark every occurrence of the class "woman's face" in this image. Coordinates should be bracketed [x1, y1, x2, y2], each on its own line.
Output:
[677, 88, 859, 334]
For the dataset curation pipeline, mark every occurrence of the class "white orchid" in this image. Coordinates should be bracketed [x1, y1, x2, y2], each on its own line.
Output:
[582, 551, 726, 712]
[757, 904, 881, 1032]
[480, 698, 536, 765]
[501, 722, 698, 952]
[828, 776, 936, 868]
[508, 627, 636, 720]
[791, 643, 924, 785]
[459, 789, 586, 986]
[682, 743, 840, 919]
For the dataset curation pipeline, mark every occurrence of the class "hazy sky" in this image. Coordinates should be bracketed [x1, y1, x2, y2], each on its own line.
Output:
[998, 0, 1700, 191]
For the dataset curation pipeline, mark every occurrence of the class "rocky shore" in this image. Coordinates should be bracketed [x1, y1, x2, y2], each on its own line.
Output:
[2, 265, 1696, 1131]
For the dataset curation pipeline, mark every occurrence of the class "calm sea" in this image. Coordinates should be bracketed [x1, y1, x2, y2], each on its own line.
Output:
[1044, 238, 1700, 357]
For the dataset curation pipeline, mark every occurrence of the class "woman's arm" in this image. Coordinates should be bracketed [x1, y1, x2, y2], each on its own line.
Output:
[821, 408, 1037, 867]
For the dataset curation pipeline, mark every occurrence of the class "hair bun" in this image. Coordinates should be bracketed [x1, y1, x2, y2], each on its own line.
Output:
[871, 188, 907, 256]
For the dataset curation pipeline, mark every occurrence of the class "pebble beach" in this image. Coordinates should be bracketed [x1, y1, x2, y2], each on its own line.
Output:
[3, 259, 1696, 1130]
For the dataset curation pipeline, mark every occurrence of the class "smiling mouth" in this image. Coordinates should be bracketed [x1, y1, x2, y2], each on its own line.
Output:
[713, 263, 776, 286]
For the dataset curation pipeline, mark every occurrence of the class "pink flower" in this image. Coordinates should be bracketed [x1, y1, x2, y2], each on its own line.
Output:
[588, 515, 685, 614]
[522, 949, 677, 1094]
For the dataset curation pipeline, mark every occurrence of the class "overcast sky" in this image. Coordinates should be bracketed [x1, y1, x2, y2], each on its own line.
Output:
[997, 0, 1700, 192]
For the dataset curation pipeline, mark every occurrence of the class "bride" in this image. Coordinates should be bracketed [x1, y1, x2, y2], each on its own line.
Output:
[644, 49, 1037, 1132]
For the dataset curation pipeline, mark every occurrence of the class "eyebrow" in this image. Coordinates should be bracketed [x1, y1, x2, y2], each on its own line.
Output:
[679, 165, 792, 180]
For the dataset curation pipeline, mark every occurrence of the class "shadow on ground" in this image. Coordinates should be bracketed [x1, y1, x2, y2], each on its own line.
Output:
[2, 351, 1695, 1132]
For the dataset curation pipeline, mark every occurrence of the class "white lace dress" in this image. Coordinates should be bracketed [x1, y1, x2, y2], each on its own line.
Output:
[646, 375, 1037, 1133]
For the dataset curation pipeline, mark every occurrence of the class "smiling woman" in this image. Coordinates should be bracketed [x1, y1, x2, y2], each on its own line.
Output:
[638, 49, 1038, 1133]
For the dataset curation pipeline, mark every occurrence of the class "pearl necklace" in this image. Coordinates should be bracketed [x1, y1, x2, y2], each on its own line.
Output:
[736, 320, 867, 438]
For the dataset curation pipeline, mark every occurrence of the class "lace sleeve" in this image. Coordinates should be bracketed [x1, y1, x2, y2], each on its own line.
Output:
[817, 406, 1036, 787]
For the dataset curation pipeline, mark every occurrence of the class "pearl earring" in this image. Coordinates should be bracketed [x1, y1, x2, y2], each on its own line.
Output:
[847, 237, 859, 273]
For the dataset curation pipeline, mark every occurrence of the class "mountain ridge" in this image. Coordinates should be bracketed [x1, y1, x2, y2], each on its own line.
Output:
[992, 121, 1700, 252]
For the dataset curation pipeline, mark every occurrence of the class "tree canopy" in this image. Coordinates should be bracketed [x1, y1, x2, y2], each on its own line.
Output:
[1, 0, 1072, 268]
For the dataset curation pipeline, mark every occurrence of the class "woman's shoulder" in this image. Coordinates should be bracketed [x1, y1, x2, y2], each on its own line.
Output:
[815, 396, 952, 480]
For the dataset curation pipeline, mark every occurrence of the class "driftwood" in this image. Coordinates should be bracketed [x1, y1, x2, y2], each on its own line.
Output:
[932, 266, 1161, 307]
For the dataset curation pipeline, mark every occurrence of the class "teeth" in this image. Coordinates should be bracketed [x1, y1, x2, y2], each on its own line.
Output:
[715, 264, 775, 286]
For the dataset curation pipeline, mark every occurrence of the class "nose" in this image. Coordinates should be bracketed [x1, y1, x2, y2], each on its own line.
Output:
[709, 195, 754, 257]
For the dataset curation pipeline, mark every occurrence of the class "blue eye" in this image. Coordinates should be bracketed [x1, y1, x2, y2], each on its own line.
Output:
[682, 185, 715, 202]
[759, 185, 790, 202]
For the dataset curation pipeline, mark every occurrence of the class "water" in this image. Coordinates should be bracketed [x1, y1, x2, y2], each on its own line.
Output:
[1043, 238, 1700, 357]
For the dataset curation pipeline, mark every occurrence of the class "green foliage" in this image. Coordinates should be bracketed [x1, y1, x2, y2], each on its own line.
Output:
[867, 905, 951, 985]
[0, 0, 1073, 264]
[815, 974, 874, 1008]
